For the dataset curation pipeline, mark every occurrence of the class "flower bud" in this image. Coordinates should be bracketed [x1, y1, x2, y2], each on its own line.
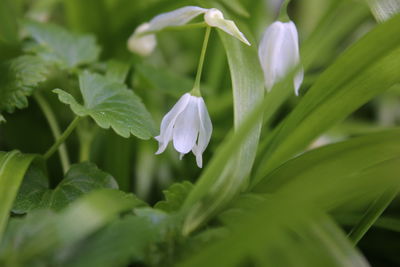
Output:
[258, 21, 303, 95]
[127, 23, 157, 56]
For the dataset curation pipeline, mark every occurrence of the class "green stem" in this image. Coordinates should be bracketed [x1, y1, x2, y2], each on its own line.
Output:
[34, 93, 70, 173]
[348, 188, 398, 244]
[191, 26, 211, 96]
[138, 22, 207, 37]
[44, 117, 81, 160]
[278, 0, 291, 21]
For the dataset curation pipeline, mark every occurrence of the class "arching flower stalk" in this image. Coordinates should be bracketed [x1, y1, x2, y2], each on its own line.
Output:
[128, 6, 250, 56]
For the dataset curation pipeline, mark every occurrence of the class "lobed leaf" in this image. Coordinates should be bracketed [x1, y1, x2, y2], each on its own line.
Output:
[53, 71, 157, 139]
[24, 20, 100, 69]
[13, 162, 120, 213]
[0, 55, 49, 114]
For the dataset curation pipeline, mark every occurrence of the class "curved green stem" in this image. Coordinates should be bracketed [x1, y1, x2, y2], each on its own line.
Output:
[348, 188, 398, 244]
[44, 116, 82, 160]
[191, 26, 211, 96]
[34, 93, 70, 173]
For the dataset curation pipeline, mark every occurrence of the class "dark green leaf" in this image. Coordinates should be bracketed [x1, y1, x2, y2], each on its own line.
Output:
[24, 20, 100, 69]
[53, 71, 157, 139]
[13, 162, 120, 213]
[154, 181, 193, 213]
[0, 55, 49, 114]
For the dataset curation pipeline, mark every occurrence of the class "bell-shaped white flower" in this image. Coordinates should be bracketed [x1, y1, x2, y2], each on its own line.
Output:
[127, 23, 157, 56]
[258, 21, 303, 95]
[155, 93, 212, 168]
[128, 6, 250, 56]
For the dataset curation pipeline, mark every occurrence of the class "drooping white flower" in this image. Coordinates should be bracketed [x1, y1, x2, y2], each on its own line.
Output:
[128, 6, 250, 56]
[155, 93, 212, 168]
[258, 21, 303, 95]
[127, 23, 157, 56]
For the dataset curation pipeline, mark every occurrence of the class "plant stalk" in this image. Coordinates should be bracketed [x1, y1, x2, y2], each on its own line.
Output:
[34, 93, 70, 173]
[44, 116, 82, 160]
[191, 26, 211, 96]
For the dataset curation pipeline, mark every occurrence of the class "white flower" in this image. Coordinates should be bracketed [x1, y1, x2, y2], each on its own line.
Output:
[128, 6, 250, 56]
[258, 21, 304, 95]
[155, 93, 212, 168]
[127, 23, 157, 56]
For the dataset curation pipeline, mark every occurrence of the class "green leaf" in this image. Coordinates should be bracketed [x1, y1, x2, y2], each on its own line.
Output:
[0, 151, 38, 241]
[13, 162, 120, 213]
[24, 20, 100, 69]
[255, 14, 400, 181]
[1, 189, 144, 265]
[53, 71, 157, 139]
[254, 129, 400, 193]
[106, 60, 130, 83]
[0, 55, 49, 114]
[60, 215, 160, 267]
[154, 181, 193, 213]
[181, 27, 264, 234]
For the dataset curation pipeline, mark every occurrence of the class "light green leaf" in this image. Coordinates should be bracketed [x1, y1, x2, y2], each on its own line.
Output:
[0, 55, 49, 114]
[24, 20, 100, 69]
[53, 71, 157, 139]
[154, 181, 193, 213]
[0, 151, 38, 241]
[60, 215, 160, 267]
[254, 129, 400, 193]
[1, 189, 144, 265]
[13, 162, 120, 213]
[255, 14, 400, 181]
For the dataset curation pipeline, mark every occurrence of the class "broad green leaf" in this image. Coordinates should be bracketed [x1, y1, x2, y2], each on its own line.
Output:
[24, 20, 100, 69]
[154, 181, 193, 213]
[254, 129, 400, 193]
[0, 151, 38, 241]
[53, 71, 157, 139]
[1, 189, 144, 265]
[255, 14, 400, 181]
[181, 28, 264, 234]
[60, 215, 160, 267]
[13, 162, 119, 213]
[0, 55, 49, 114]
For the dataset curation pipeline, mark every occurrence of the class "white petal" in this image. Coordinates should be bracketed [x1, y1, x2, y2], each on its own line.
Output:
[294, 67, 304, 96]
[155, 93, 191, 154]
[173, 96, 200, 154]
[258, 21, 303, 93]
[127, 23, 157, 56]
[148, 6, 207, 32]
[192, 97, 212, 168]
[204, 8, 251, 46]
[258, 21, 285, 91]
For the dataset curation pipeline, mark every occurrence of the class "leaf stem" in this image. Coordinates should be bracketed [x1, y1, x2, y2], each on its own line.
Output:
[191, 26, 211, 96]
[348, 188, 398, 244]
[34, 93, 70, 173]
[44, 116, 82, 160]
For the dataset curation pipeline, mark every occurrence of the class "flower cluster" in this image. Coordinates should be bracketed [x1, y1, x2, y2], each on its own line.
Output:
[129, 5, 303, 168]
